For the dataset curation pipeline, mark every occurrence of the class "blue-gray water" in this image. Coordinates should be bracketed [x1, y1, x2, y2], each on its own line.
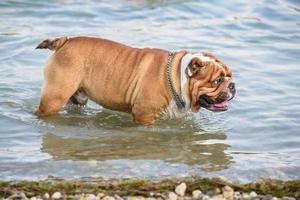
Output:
[0, 0, 300, 183]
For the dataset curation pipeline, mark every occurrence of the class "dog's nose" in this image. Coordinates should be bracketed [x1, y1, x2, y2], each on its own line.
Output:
[228, 82, 235, 93]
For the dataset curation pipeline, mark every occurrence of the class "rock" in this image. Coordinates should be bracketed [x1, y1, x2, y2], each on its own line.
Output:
[86, 194, 97, 200]
[73, 194, 81, 200]
[183, 197, 192, 200]
[242, 193, 250, 200]
[262, 195, 273, 200]
[249, 192, 257, 199]
[149, 192, 155, 197]
[222, 186, 234, 200]
[201, 195, 210, 200]
[51, 192, 62, 200]
[233, 192, 242, 200]
[30, 197, 37, 200]
[9, 192, 27, 200]
[79, 193, 85, 200]
[145, 198, 157, 200]
[102, 196, 116, 200]
[271, 198, 278, 200]
[282, 198, 296, 200]
[43, 193, 50, 199]
[192, 190, 202, 200]
[215, 188, 222, 194]
[206, 191, 214, 197]
[166, 192, 178, 200]
[127, 197, 145, 200]
[175, 182, 187, 197]
[114, 194, 124, 200]
[212, 195, 225, 200]
[97, 193, 105, 199]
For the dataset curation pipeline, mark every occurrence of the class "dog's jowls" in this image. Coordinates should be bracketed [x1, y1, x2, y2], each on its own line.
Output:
[35, 37, 235, 125]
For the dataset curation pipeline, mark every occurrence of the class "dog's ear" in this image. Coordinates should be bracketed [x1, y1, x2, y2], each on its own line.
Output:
[185, 57, 204, 77]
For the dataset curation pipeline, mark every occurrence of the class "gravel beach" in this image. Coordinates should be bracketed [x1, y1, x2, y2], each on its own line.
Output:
[1, 178, 299, 200]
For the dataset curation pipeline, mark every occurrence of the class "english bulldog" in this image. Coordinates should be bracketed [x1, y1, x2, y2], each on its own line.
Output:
[35, 37, 236, 125]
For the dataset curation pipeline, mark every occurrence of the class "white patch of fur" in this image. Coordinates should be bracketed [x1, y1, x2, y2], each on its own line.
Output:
[163, 53, 218, 119]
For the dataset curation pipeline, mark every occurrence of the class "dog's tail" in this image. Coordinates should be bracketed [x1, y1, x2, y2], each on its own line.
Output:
[36, 37, 68, 51]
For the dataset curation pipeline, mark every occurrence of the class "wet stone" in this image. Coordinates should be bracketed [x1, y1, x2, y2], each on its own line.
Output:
[249, 192, 258, 199]
[212, 194, 225, 200]
[233, 192, 242, 200]
[242, 193, 250, 200]
[175, 183, 187, 197]
[43, 193, 50, 199]
[51, 192, 62, 200]
[192, 190, 202, 200]
[102, 196, 116, 200]
[282, 197, 296, 200]
[222, 186, 234, 200]
[127, 196, 145, 200]
[97, 193, 105, 199]
[166, 192, 178, 200]
[201, 195, 210, 200]
[86, 194, 97, 200]
[114, 194, 124, 200]
[262, 195, 273, 200]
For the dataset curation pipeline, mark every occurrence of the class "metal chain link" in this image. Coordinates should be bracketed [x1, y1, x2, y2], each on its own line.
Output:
[166, 52, 186, 109]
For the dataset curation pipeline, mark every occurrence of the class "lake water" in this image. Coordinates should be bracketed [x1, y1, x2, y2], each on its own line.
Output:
[0, 0, 300, 183]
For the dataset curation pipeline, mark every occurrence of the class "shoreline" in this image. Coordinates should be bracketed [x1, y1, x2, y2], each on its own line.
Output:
[1, 177, 299, 199]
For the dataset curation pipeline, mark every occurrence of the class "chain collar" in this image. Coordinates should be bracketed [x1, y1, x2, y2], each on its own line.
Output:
[166, 52, 186, 109]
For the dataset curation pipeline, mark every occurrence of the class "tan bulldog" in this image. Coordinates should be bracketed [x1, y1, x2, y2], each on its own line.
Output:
[35, 37, 236, 125]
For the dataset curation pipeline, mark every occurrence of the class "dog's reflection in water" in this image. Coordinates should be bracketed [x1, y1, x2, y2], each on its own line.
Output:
[40, 127, 233, 171]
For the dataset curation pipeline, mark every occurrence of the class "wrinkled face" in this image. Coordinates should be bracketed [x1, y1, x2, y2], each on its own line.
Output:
[186, 53, 236, 112]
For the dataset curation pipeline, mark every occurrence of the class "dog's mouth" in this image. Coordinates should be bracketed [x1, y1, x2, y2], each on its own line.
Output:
[199, 95, 229, 112]
[199, 82, 236, 112]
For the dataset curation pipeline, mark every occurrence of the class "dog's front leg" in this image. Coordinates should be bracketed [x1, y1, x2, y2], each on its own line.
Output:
[132, 105, 158, 125]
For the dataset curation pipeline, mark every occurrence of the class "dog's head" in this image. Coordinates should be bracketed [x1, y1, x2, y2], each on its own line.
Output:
[183, 52, 236, 112]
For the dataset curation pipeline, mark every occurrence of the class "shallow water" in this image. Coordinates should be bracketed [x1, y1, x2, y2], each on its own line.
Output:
[0, 0, 300, 183]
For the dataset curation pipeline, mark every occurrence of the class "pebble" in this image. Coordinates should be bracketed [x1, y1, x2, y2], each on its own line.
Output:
[214, 188, 222, 195]
[43, 193, 50, 199]
[262, 194, 273, 200]
[249, 192, 257, 199]
[212, 194, 225, 200]
[86, 194, 97, 200]
[241, 193, 249, 200]
[51, 192, 62, 199]
[9, 192, 27, 200]
[102, 196, 116, 200]
[192, 190, 202, 200]
[201, 195, 210, 200]
[127, 196, 145, 200]
[282, 197, 296, 200]
[1, 183, 294, 200]
[175, 182, 187, 197]
[115, 194, 124, 200]
[97, 193, 105, 198]
[167, 192, 178, 200]
[233, 192, 242, 200]
[222, 186, 234, 200]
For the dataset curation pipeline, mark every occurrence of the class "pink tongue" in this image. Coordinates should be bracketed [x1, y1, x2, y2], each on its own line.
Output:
[214, 101, 228, 108]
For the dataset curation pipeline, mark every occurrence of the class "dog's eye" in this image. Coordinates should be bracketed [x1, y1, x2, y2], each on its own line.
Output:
[212, 76, 224, 87]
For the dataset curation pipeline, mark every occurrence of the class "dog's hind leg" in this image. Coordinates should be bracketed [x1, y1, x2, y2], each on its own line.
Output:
[35, 80, 80, 117]
[35, 60, 83, 117]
